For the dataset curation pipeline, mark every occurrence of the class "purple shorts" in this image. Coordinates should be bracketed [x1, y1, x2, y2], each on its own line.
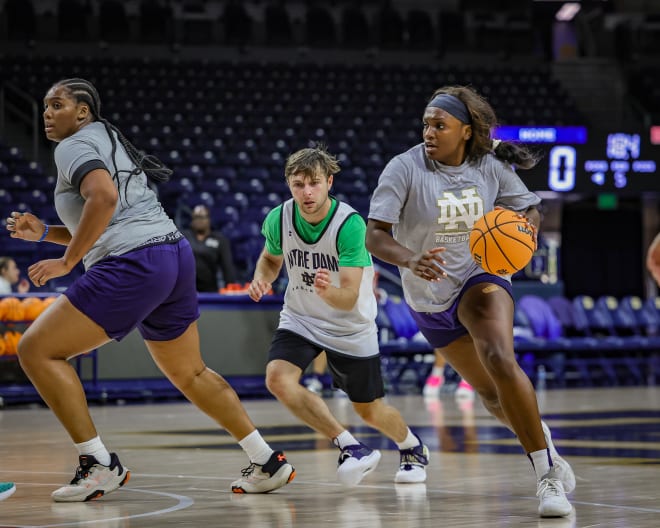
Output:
[408, 273, 513, 348]
[65, 238, 200, 341]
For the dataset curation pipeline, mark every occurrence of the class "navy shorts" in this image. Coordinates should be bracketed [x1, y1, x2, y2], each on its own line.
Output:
[409, 273, 513, 348]
[65, 238, 200, 341]
[268, 329, 386, 403]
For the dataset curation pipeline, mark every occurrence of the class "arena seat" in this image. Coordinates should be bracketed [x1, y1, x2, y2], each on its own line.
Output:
[620, 296, 660, 340]
[377, 295, 434, 393]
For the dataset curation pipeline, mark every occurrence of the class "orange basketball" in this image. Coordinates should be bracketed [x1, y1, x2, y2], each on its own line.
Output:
[469, 209, 536, 276]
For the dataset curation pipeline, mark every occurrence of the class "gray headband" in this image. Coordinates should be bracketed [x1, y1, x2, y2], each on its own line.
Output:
[427, 94, 471, 124]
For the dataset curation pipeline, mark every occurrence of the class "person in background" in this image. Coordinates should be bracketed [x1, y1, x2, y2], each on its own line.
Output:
[182, 204, 238, 292]
[423, 350, 475, 400]
[303, 351, 327, 395]
[366, 85, 575, 518]
[646, 232, 660, 286]
[5, 77, 294, 501]
[248, 144, 429, 488]
[0, 256, 30, 294]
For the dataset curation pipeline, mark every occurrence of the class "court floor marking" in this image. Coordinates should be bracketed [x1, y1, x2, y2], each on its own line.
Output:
[5, 489, 193, 528]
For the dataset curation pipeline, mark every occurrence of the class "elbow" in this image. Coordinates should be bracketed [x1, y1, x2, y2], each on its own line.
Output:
[97, 188, 119, 212]
[345, 298, 358, 312]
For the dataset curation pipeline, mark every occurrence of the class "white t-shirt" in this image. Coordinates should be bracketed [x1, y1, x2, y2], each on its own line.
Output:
[369, 143, 541, 313]
[0, 276, 12, 295]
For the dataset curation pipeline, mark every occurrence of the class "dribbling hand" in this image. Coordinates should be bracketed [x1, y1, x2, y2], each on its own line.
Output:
[407, 247, 447, 282]
[494, 206, 538, 250]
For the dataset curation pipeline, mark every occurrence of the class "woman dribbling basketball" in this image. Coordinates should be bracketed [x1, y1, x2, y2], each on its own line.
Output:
[366, 85, 575, 518]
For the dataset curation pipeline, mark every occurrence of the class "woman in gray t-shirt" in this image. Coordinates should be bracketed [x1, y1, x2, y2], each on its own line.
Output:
[366, 85, 574, 518]
[5, 78, 294, 501]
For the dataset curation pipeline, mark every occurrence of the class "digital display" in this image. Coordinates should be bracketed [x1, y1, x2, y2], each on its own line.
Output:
[511, 131, 660, 194]
[494, 125, 587, 144]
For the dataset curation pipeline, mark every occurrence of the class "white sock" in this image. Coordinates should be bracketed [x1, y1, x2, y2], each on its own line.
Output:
[528, 449, 553, 480]
[238, 430, 273, 465]
[396, 428, 419, 450]
[334, 430, 359, 449]
[75, 436, 111, 466]
[430, 367, 444, 378]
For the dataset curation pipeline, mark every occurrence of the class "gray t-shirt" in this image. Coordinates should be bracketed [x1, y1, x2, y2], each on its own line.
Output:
[54, 122, 178, 269]
[368, 143, 541, 313]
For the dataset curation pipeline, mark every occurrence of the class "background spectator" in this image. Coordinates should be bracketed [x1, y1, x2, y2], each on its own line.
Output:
[0, 256, 30, 294]
[182, 204, 238, 292]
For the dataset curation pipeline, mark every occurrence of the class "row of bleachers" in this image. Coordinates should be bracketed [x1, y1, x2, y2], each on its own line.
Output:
[1, 56, 584, 126]
[515, 294, 660, 389]
[378, 292, 660, 393]
[0, 54, 584, 283]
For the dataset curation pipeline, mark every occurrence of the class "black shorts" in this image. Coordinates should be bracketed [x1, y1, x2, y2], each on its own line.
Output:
[268, 329, 386, 403]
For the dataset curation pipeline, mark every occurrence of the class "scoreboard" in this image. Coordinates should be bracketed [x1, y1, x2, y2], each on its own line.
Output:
[494, 126, 659, 194]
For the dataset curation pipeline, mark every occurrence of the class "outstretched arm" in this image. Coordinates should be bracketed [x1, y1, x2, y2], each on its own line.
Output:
[26, 169, 117, 287]
[6, 212, 72, 245]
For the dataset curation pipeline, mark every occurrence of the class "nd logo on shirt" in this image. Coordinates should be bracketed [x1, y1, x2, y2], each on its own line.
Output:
[286, 248, 339, 290]
[435, 188, 484, 244]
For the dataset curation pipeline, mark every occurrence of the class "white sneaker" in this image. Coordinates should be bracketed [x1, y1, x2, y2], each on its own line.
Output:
[231, 450, 296, 493]
[537, 469, 573, 517]
[52, 453, 130, 502]
[0, 482, 16, 501]
[454, 379, 475, 400]
[304, 376, 323, 395]
[422, 375, 444, 398]
[336, 443, 381, 487]
[541, 421, 576, 493]
[394, 437, 429, 484]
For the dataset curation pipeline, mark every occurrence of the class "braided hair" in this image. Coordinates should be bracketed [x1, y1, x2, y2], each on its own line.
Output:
[428, 85, 541, 170]
[51, 78, 172, 200]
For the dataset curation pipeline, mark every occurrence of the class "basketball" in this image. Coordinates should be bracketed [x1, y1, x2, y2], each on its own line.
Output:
[469, 209, 536, 275]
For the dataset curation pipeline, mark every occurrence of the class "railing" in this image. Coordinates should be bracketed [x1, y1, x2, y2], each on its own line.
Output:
[0, 81, 40, 161]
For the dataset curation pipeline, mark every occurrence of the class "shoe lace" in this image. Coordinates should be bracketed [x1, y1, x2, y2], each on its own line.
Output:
[338, 448, 353, 465]
[400, 445, 428, 468]
[537, 476, 563, 498]
[71, 465, 91, 485]
[337, 443, 370, 465]
[239, 463, 258, 478]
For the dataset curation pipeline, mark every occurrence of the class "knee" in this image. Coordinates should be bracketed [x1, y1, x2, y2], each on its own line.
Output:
[352, 402, 378, 425]
[16, 331, 41, 372]
[479, 389, 501, 412]
[477, 342, 517, 378]
[168, 365, 206, 392]
[265, 369, 295, 401]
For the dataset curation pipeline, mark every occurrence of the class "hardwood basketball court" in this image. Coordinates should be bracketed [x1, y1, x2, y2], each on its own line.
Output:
[1, 386, 658, 527]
